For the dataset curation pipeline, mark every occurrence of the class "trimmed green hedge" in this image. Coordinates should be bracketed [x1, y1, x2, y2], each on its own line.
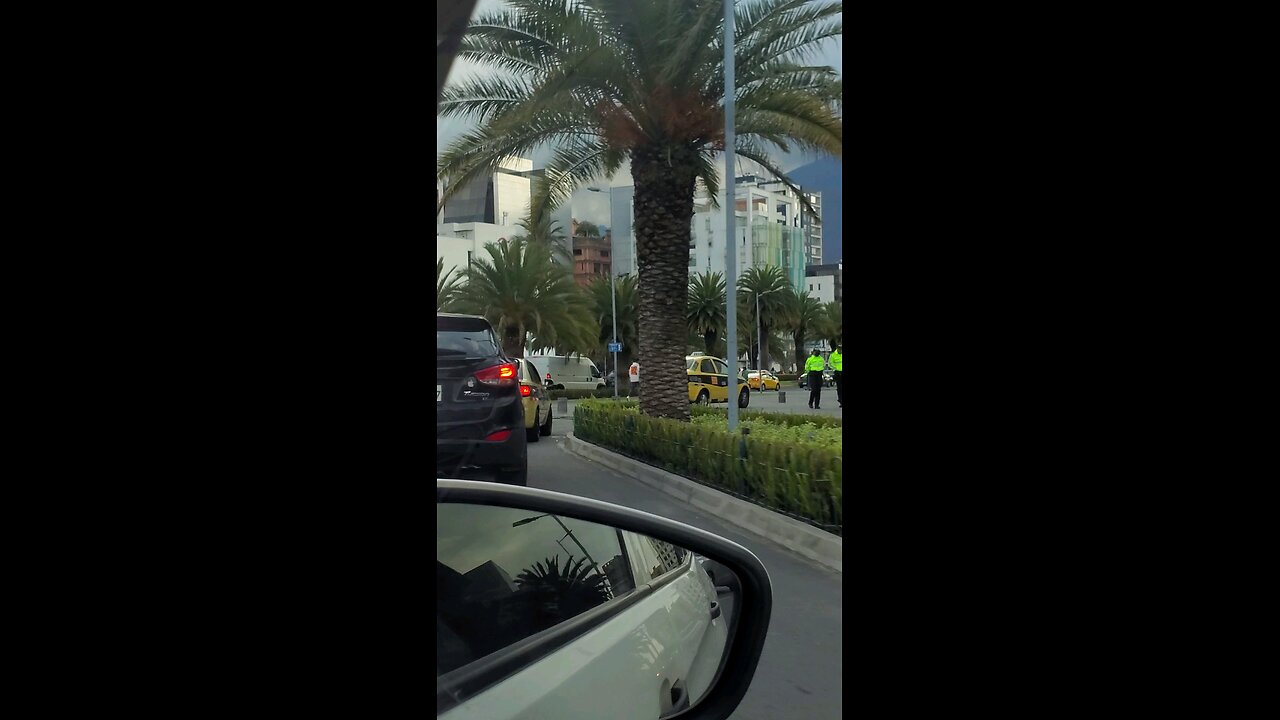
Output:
[690, 405, 842, 428]
[547, 388, 619, 400]
[574, 401, 841, 532]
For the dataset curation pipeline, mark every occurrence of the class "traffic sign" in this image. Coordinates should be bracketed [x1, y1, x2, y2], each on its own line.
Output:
[608, 342, 623, 352]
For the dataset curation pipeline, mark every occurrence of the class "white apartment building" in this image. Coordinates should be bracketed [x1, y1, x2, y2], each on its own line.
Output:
[804, 271, 838, 304]
[437, 222, 515, 282]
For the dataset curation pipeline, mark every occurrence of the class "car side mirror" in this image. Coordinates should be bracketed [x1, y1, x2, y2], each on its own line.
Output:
[437, 480, 772, 719]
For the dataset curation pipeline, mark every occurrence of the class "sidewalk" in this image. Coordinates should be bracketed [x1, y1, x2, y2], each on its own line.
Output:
[559, 426, 842, 574]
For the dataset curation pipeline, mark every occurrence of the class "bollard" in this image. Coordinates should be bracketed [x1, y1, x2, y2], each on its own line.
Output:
[557, 397, 568, 415]
[778, 390, 786, 403]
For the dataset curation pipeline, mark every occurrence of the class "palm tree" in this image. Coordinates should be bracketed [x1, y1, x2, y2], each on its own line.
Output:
[738, 265, 792, 371]
[438, 0, 843, 421]
[586, 273, 639, 379]
[455, 238, 596, 357]
[515, 555, 612, 621]
[814, 299, 842, 348]
[437, 257, 462, 312]
[686, 271, 726, 355]
[576, 220, 602, 239]
[512, 213, 570, 264]
[781, 291, 826, 372]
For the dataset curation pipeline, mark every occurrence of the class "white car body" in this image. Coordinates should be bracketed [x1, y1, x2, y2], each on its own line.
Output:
[528, 354, 605, 391]
[440, 531, 730, 720]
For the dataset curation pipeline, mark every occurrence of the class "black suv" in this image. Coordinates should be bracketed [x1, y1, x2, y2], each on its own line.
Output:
[437, 313, 527, 485]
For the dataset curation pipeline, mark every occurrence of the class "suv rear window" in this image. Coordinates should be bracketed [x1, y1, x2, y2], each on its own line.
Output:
[437, 316, 500, 357]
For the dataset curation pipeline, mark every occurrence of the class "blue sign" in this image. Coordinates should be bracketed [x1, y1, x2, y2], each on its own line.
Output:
[608, 342, 623, 352]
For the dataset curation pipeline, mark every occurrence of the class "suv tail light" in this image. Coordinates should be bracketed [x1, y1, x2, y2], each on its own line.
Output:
[474, 362, 517, 387]
[519, 385, 532, 397]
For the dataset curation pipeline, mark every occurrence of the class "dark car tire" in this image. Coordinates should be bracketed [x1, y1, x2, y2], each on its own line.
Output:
[695, 390, 710, 406]
[494, 464, 527, 486]
[526, 417, 540, 443]
[539, 409, 553, 436]
[738, 388, 750, 408]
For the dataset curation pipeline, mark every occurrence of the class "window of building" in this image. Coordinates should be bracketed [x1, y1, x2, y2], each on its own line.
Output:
[594, 263, 601, 273]
[573, 249, 582, 256]
[601, 250, 609, 257]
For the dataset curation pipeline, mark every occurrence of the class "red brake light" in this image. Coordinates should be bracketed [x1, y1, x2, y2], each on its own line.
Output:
[475, 363, 518, 386]
[519, 385, 532, 397]
[484, 429, 512, 442]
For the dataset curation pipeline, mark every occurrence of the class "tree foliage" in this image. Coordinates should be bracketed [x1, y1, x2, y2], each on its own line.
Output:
[455, 238, 596, 357]
[737, 265, 792, 370]
[437, 257, 462, 312]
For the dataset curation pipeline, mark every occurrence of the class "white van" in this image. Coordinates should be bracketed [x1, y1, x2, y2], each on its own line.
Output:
[528, 354, 604, 391]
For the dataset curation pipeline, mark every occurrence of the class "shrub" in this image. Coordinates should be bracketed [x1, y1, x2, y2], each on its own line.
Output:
[690, 405, 842, 428]
[546, 388, 617, 400]
[573, 400, 841, 532]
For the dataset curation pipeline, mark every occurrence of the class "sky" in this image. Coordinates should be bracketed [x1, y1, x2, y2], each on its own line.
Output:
[436, 0, 843, 229]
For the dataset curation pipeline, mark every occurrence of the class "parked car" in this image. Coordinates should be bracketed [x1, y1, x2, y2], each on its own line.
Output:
[515, 358, 553, 442]
[686, 355, 750, 408]
[437, 480, 772, 720]
[746, 370, 780, 391]
[437, 313, 527, 485]
[798, 369, 835, 389]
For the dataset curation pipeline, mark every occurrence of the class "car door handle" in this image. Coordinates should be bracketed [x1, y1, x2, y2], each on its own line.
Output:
[709, 600, 721, 620]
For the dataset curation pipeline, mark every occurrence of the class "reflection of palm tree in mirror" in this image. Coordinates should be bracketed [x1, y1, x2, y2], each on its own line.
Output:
[514, 555, 611, 629]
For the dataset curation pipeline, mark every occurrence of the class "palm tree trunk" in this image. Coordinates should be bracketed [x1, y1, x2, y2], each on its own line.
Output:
[502, 323, 524, 358]
[794, 331, 805, 374]
[703, 328, 716, 356]
[631, 144, 698, 421]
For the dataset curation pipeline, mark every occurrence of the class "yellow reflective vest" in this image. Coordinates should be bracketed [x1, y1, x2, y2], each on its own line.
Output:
[829, 350, 842, 371]
[805, 355, 825, 372]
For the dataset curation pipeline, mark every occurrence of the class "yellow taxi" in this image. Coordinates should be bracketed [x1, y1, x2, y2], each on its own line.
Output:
[747, 370, 780, 391]
[516, 358, 553, 442]
[686, 354, 751, 408]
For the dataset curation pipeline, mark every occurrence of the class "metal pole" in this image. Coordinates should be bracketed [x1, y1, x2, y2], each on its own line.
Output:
[611, 266, 618, 399]
[724, 0, 738, 432]
[756, 291, 761, 374]
[590, 186, 620, 400]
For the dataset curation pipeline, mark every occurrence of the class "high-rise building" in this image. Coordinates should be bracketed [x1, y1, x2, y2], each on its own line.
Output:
[607, 186, 636, 277]
[439, 156, 534, 228]
[587, 174, 819, 290]
[803, 191, 823, 266]
[688, 177, 808, 292]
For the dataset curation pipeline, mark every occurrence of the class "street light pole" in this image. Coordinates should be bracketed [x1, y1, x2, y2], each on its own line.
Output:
[723, 0, 739, 432]
[512, 513, 604, 578]
[588, 186, 618, 399]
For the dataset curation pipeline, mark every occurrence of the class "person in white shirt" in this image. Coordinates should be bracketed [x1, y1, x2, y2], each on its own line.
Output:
[628, 360, 640, 397]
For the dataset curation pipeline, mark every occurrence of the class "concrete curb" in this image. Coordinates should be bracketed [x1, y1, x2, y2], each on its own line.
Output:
[563, 433, 842, 574]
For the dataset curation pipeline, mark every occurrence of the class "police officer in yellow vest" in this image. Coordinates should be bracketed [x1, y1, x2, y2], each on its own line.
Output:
[829, 344, 843, 408]
[805, 349, 826, 409]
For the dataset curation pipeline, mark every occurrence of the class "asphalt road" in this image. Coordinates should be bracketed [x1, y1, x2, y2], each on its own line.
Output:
[528, 410, 843, 720]
[740, 382, 844, 417]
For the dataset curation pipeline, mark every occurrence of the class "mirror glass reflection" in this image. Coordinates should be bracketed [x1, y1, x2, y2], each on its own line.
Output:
[437, 503, 738, 718]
